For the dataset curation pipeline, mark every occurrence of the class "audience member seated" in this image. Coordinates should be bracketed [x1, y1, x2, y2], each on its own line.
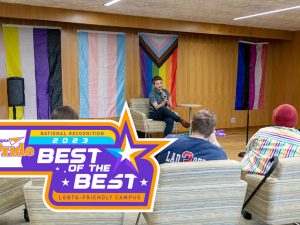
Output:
[51, 106, 79, 120]
[156, 110, 228, 163]
[242, 104, 300, 175]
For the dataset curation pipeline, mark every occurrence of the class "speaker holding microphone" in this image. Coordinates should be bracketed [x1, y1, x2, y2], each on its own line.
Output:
[7, 77, 25, 119]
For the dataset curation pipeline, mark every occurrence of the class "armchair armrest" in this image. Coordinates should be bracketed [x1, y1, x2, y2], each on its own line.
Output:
[129, 108, 148, 132]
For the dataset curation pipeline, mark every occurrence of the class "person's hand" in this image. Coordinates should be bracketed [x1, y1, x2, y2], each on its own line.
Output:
[208, 130, 217, 142]
[165, 99, 170, 106]
[208, 130, 221, 147]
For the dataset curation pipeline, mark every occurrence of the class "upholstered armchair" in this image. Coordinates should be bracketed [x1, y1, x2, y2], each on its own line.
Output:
[129, 98, 178, 137]
[0, 178, 30, 219]
[143, 160, 247, 225]
[23, 178, 124, 225]
[242, 157, 300, 224]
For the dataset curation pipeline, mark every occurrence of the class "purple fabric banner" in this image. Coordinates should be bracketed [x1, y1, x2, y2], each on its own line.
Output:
[249, 45, 257, 110]
[33, 29, 50, 119]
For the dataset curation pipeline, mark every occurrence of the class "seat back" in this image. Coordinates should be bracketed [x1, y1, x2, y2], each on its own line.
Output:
[143, 160, 247, 225]
[243, 157, 300, 224]
[129, 98, 150, 115]
[0, 178, 30, 215]
[24, 178, 124, 225]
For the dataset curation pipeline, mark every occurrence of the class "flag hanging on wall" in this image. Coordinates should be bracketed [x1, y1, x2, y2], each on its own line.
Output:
[0, 26, 63, 119]
[78, 30, 125, 118]
[139, 33, 178, 107]
[235, 42, 268, 110]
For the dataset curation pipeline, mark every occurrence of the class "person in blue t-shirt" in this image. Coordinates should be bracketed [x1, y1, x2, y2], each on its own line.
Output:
[156, 110, 228, 164]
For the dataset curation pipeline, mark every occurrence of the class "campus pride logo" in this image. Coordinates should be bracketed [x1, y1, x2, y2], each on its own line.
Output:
[0, 105, 171, 211]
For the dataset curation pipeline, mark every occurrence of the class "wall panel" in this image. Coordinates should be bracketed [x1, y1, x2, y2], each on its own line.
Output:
[0, 11, 291, 130]
[176, 33, 274, 129]
[271, 32, 300, 128]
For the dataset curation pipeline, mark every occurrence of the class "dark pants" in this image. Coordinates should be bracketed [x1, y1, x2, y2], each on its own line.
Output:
[149, 107, 181, 137]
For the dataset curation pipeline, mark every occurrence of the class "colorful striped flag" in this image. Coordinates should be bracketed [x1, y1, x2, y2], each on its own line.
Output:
[78, 31, 125, 118]
[235, 42, 268, 110]
[139, 33, 178, 107]
[0, 26, 62, 119]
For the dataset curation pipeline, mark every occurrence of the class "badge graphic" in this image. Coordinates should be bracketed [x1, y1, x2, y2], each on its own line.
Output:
[0, 104, 172, 211]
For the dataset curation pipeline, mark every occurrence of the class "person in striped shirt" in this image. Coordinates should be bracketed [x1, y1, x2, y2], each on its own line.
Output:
[242, 104, 300, 175]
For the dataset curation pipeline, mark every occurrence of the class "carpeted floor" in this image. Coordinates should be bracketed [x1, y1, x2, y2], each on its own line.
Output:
[0, 205, 271, 225]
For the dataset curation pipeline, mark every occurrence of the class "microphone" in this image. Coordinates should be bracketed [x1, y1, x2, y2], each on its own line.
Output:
[160, 90, 168, 100]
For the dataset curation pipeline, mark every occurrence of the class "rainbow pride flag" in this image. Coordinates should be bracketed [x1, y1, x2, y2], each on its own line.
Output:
[0, 26, 62, 119]
[235, 42, 268, 110]
[139, 33, 178, 107]
[78, 31, 125, 118]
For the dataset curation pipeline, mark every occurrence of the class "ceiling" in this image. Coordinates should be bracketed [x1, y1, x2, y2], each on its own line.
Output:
[1, 0, 300, 31]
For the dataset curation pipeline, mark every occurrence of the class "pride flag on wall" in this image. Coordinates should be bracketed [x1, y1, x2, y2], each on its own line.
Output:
[0, 26, 62, 119]
[139, 33, 178, 107]
[235, 42, 268, 110]
[78, 31, 125, 118]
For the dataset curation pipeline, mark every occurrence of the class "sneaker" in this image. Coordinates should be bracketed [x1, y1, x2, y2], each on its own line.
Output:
[180, 119, 190, 128]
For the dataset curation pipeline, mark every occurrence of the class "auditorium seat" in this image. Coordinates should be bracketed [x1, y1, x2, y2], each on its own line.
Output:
[143, 160, 247, 225]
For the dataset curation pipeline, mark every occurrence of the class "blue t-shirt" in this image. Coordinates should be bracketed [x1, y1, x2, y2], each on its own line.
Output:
[156, 135, 228, 164]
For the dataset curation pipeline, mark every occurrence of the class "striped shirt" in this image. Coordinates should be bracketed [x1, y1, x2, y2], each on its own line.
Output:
[241, 126, 300, 175]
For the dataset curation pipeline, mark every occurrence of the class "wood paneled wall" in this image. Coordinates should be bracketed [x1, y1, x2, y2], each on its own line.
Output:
[271, 32, 300, 123]
[0, 3, 296, 130]
[0, 2, 292, 40]
[176, 33, 274, 129]
[0, 77, 8, 119]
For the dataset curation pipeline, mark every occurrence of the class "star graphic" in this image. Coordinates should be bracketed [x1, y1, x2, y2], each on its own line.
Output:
[56, 167, 60, 171]
[120, 136, 145, 162]
[62, 178, 69, 186]
[140, 178, 148, 186]
[107, 135, 145, 172]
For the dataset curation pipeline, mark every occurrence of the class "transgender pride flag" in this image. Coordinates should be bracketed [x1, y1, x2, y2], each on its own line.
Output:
[235, 42, 268, 110]
[78, 31, 125, 118]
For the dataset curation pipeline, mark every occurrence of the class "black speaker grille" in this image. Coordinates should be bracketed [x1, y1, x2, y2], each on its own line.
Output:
[7, 77, 25, 107]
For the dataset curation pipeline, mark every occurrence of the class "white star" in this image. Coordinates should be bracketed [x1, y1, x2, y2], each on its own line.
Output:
[140, 179, 148, 186]
[62, 178, 69, 186]
[119, 136, 144, 162]
[56, 167, 60, 171]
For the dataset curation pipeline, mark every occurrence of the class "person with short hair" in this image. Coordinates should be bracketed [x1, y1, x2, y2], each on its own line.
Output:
[51, 106, 79, 120]
[156, 110, 228, 164]
[149, 76, 190, 137]
[242, 104, 300, 175]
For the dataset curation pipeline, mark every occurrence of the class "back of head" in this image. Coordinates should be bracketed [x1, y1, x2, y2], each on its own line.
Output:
[192, 110, 217, 138]
[51, 106, 79, 120]
[272, 104, 298, 128]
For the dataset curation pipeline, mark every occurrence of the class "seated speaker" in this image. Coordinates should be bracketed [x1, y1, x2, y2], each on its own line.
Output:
[7, 77, 25, 107]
